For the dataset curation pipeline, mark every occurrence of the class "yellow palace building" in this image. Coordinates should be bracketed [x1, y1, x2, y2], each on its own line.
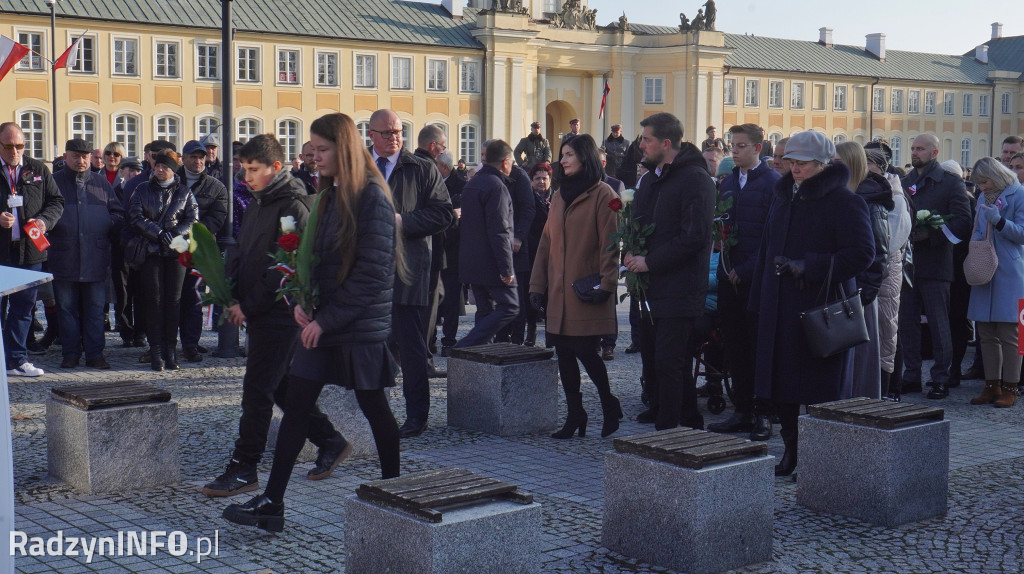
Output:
[2, 0, 1021, 166]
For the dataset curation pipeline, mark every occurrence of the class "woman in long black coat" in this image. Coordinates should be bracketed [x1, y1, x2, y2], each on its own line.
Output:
[749, 131, 875, 476]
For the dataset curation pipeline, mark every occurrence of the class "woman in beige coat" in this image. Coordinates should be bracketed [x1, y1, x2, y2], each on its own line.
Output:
[530, 134, 621, 438]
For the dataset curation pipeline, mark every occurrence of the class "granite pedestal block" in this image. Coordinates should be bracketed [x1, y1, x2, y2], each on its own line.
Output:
[447, 357, 558, 435]
[344, 495, 543, 573]
[46, 398, 179, 494]
[268, 385, 376, 463]
[602, 451, 774, 574]
[797, 414, 950, 526]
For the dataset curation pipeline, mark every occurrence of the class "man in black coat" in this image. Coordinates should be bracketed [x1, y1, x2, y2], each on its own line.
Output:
[707, 124, 779, 440]
[602, 124, 628, 177]
[435, 151, 465, 355]
[624, 113, 716, 431]
[455, 140, 518, 348]
[0, 122, 64, 377]
[178, 140, 229, 362]
[494, 155, 536, 345]
[898, 134, 972, 399]
[370, 109, 453, 438]
[50, 138, 124, 370]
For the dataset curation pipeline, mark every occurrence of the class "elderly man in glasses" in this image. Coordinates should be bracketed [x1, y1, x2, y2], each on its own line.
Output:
[0, 122, 65, 377]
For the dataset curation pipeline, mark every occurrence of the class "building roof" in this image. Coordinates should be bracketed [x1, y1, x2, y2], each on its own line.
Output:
[970, 35, 1024, 75]
[721, 33, 993, 85]
[0, 0, 483, 50]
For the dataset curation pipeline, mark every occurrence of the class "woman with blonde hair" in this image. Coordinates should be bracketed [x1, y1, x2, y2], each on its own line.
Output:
[834, 141, 892, 399]
[101, 141, 125, 186]
[224, 113, 403, 531]
[966, 157, 1024, 408]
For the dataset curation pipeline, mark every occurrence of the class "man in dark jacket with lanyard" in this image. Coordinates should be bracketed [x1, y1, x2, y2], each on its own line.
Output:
[370, 109, 453, 439]
[0, 122, 65, 377]
[205, 135, 346, 497]
[898, 134, 972, 399]
[50, 138, 125, 370]
[178, 140, 229, 362]
[706, 123, 779, 440]
[623, 112, 715, 431]
[455, 140, 518, 347]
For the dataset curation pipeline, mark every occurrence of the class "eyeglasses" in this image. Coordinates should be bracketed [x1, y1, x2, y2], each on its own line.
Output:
[371, 130, 403, 140]
[104, 151, 121, 157]
[1, 143, 26, 151]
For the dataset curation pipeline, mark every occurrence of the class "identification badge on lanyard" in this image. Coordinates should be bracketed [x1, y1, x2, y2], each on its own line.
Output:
[8, 195, 24, 208]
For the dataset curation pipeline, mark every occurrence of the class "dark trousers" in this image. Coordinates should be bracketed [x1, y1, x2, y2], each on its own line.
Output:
[53, 279, 107, 360]
[456, 284, 520, 348]
[898, 279, 952, 385]
[232, 323, 336, 466]
[140, 256, 186, 348]
[717, 283, 758, 414]
[421, 268, 443, 357]
[2, 260, 42, 367]
[127, 266, 147, 342]
[392, 303, 431, 421]
[264, 376, 400, 502]
[949, 277, 972, 377]
[110, 243, 134, 339]
[438, 268, 463, 348]
[496, 279, 530, 344]
[639, 315, 698, 429]
[179, 271, 204, 349]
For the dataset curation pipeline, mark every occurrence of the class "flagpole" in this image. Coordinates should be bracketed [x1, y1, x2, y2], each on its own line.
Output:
[44, 0, 59, 160]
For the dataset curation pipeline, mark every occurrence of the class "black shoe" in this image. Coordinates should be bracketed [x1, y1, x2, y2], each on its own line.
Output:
[197, 345, 209, 354]
[680, 414, 705, 431]
[399, 418, 428, 438]
[624, 344, 640, 354]
[27, 340, 47, 355]
[636, 408, 657, 424]
[440, 345, 453, 357]
[182, 347, 204, 363]
[601, 397, 623, 438]
[31, 318, 44, 333]
[121, 338, 135, 348]
[223, 494, 284, 532]
[901, 380, 923, 394]
[132, 336, 147, 348]
[163, 348, 180, 371]
[926, 384, 949, 399]
[149, 347, 164, 372]
[775, 429, 798, 476]
[961, 366, 985, 381]
[750, 414, 772, 441]
[427, 367, 447, 378]
[140, 349, 151, 363]
[60, 356, 79, 369]
[85, 356, 111, 370]
[203, 460, 259, 497]
[308, 436, 353, 480]
[707, 412, 754, 434]
[551, 412, 588, 439]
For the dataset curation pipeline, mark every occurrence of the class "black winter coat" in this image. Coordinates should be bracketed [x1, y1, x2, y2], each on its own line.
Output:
[181, 168, 229, 236]
[458, 164, 515, 286]
[226, 171, 310, 326]
[312, 179, 396, 346]
[442, 174, 466, 270]
[603, 134, 628, 176]
[854, 172, 894, 305]
[0, 156, 64, 267]
[508, 164, 537, 273]
[749, 163, 875, 405]
[716, 160, 780, 284]
[900, 160, 972, 282]
[385, 150, 453, 306]
[128, 176, 199, 259]
[49, 169, 124, 282]
[615, 136, 643, 189]
[631, 143, 717, 318]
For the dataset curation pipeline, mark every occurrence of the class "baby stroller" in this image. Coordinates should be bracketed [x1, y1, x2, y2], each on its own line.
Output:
[692, 325, 733, 414]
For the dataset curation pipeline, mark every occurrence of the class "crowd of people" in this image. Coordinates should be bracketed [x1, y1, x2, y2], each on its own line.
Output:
[2, 107, 1022, 529]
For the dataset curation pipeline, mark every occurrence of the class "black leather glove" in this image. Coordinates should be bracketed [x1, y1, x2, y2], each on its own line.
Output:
[590, 289, 613, 304]
[529, 292, 547, 312]
[159, 231, 174, 247]
[774, 257, 808, 290]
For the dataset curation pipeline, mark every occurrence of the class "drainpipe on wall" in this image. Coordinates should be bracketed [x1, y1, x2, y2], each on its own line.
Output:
[480, 52, 488, 165]
[869, 77, 880, 140]
[721, 65, 730, 133]
[989, 82, 996, 157]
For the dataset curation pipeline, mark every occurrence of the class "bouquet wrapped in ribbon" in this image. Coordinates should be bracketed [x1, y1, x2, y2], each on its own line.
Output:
[914, 209, 951, 231]
[606, 188, 653, 304]
[175, 223, 236, 320]
[269, 195, 321, 312]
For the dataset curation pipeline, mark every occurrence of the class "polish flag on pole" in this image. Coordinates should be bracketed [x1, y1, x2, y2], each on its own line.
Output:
[0, 35, 30, 83]
[53, 34, 85, 71]
[598, 81, 611, 119]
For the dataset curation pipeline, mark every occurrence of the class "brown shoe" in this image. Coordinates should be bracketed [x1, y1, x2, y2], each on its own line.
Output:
[970, 380, 1001, 405]
[994, 381, 1018, 408]
[601, 346, 614, 361]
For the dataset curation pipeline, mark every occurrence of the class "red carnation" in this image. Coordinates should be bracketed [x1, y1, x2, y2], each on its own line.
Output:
[609, 197, 624, 212]
[177, 251, 193, 268]
[278, 233, 300, 252]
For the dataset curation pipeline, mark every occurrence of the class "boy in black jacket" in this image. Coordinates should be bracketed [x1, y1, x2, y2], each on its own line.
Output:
[203, 135, 347, 497]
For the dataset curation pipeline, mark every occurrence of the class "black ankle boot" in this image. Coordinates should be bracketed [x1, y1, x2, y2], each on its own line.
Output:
[552, 391, 587, 439]
[601, 395, 623, 438]
[223, 494, 284, 532]
[775, 428, 798, 476]
[150, 347, 164, 372]
[163, 346, 179, 370]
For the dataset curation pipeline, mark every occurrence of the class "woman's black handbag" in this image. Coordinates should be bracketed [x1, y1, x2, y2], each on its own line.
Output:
[798, 257, 869, 358]
[123, 235, 149, 269]
[571, 273, 602, 303]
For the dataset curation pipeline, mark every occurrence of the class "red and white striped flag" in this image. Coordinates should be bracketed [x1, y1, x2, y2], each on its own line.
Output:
[598, 81, 611, 119]
[53, 34, 85, 70]
[0, 35, 30, 83]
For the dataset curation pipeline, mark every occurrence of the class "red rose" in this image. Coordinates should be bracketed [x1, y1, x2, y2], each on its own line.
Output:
[278, 233, 300, 252]
[609, 197, 624, 212]
[177, 252, 193, 268]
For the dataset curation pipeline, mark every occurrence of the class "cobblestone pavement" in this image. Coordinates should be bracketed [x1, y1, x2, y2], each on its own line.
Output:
[7, 299, 1024, 573]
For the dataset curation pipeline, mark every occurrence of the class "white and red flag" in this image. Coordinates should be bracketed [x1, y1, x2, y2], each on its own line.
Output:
[53, 34, 85, 70]
[598, 81, 611, 119]
[0, 35, 30, 83]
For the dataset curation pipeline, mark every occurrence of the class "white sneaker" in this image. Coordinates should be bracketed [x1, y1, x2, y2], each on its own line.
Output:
[7, 362, 44, 377]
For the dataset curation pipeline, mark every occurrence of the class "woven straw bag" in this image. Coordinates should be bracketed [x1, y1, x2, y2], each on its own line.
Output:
[964, 218, 998, 286]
